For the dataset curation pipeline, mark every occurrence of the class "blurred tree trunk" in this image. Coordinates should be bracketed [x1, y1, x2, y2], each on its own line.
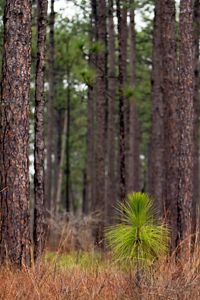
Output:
[105, 0, 116, 224]
[93, 0, 107, 245]
[117, 0, 128, 201]
[85, 83, 95, 215]
[178, 0, 194, 251]
[53, 108, 62, 204]
[192, 0, 200, 237]
[65, 74, 71, 212]
[148, 0, 164, 213]
[0, 0, 32, 267]
[46, 0, 55, 211]
[33, 0, 48, 260]
[55, 110, 68, 213]
[82, 169, 88, 214]
[128, 0, 140, 194]
[161, 0, 179, 251]
[85, 0, 97, 215]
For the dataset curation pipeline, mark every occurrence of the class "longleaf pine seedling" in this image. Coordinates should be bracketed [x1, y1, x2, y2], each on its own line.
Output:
[106, 192, 169, 269]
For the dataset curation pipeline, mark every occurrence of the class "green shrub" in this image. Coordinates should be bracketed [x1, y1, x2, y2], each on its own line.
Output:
[106, 192, 169, 268]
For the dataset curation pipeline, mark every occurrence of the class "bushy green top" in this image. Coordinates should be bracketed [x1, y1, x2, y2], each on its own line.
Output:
[106, 192, 169, 267]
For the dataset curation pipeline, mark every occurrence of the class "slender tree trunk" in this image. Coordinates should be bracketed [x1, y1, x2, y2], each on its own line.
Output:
[55, 110, 68, 213]
[93, 0, 107, 245]
[53, 108, 62, 204]
[82, 169, 88, 214]
[0, 0, 32, 267]
[85, 0, 97, 215]
[128, 1, 140, 193]
[46, 0, 55, 211]
[33, 0, 48, 260]
[149, 0, 164, 213]
[85, 84, 95, 215]
[117, 0, 128, 201]
[192, 0, 200, 237]
[178, 0, 194, 251]
[65, 78, 71, 212]
[106, 0, 116, 224]
[161, 0, 179, 250]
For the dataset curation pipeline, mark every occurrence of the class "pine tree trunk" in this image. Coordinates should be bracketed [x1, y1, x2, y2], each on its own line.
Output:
[117, 0, 128, 201]
[53, 108, 62, 205]
[46, 0, 55, 211]
[85, 0, 97, 215]
[128, 1, 140, 194]
[85, 85, 95, 215]
[0, 0, 32, 267]
[192, 0, 200, 238]
[178, 0, 194, 251]
[82, 169, 88, 214]
[105, 0, 116, 224]
[161, 0, 179, 250]
[149, 0, 164, 213]
[55, 110, 68, 214]
[65, 77, 71, 212]
[33, 0, 48, 260]
[93, 0, 106, 245]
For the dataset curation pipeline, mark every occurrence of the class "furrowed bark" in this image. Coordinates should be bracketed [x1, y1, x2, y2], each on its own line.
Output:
[0, 0, 32, 267]
[46, 0, 55, 211]
[33, 0, 48, 260]
[117, 0, 128, 202]
[178, 0, 194, 252]
[192, 0, 200, 239]
[149, 0, 164, 214]
[161, 0, 179, 251]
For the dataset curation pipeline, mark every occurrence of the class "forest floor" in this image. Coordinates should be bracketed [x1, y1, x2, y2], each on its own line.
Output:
[0, 250, 200, 300]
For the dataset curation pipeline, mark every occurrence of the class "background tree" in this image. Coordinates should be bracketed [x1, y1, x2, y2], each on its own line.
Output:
[161, 0, 179, 250]
[148, 0, 164, 213]
[46, 0, 55, 211]
[106, 0, 117, 224]
[33, 0, 48, 260]
[93, 0, 107, 244]
[117, 0, 128, 201]
[192, 0, 200, 238]
[178, 0, 195, 251]
[128, 0, 140, 194]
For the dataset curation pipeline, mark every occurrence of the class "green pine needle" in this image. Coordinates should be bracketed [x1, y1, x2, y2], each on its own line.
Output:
[105, 192, 169, 267]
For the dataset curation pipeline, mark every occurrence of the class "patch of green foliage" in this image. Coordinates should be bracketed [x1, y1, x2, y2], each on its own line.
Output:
[45, 251, 109, 271]
[106, 193, 169, 268]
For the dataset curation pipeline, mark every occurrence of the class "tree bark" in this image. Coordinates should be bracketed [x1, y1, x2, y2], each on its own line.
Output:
[85, 0, 97, 215]
[192, 0, 200, 238]
[105, 0, 116, 224]
[178, 0, 194, 251]
[0, 0, 32, 267]
[117, 0, 128, 201]
[161, 0, 179, 250]
[93, 0, 107, 245]
[128, 0, 140, 194]
[46, 0, 55, 211]
[33, 0, 48, 260]
[149, 0, 164, 213]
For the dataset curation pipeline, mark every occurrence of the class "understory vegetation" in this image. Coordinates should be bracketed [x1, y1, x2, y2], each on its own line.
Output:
[1, 243, 200, 299]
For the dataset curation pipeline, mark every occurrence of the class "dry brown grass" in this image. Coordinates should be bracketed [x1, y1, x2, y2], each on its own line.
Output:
[0, 247, 200, 300]
[1, 215, 200, 299]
